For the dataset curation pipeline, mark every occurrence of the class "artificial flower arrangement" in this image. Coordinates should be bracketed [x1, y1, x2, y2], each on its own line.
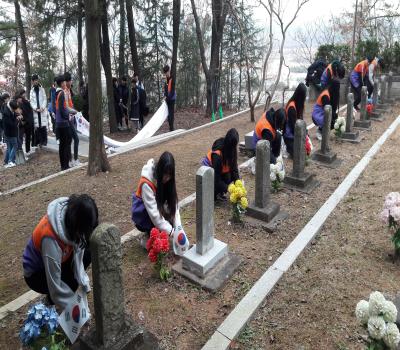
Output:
[228, 180, 248, 223]
[270, 156, 285, 192]
[355, 291, 400, 349]
[380, 192, 400, 257]
[19, 303, 67, 350]
[146, 228, 170, 281]
[305, 134, 313, 165]
[334, 116, 346, 137]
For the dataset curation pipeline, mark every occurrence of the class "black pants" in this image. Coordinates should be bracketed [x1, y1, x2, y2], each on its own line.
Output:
[366, 78, 374, 99]
[215, 173, 232, 198]
[69, 122, 79, 161]
[24, 249, 91, 304]
[115, 106, 123, 127]
[24, 123, 34, 153]
[58, 126, 72, 170]
[167, 102, 175, 131]
[351, 83, 362, 110]
[284, 137, 294, 158]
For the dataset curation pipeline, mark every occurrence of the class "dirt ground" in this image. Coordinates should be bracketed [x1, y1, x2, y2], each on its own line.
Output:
[0, 102, 398, 349]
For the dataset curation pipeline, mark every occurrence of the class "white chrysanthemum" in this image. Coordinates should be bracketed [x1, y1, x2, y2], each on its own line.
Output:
[334, 122, 339, 129]
[355, 300, 370, 325]
[368, 316, 387, 340]
[369, 291, 386, 316]
[278, 170, 285, 181]
[270, 172, 277, 181]
[385, 192, 400, 210]
[383, 323, 400, 349]
[340, 125, 346, 133]
[382, 301, 398, 323]
[391, 207, 400, 223]
[276, 155, 283, 164]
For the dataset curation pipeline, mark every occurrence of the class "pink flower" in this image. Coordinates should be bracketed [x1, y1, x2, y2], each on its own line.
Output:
[380, 209, 390, 224]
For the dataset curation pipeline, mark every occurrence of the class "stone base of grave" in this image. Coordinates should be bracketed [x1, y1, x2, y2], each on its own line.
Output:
[312, 151, 342, 169]
[353, 119, 371, 129]
[244, 210, 289, 233]
[181, 239, 228, 278]
[284, 172, 320, 194]
[246, 201, 280, 223]
[369, 112, 384, 122]
[385, 98, 395, 104]
[79, 317, 159, 350]
[339, 130, 361, 143]
[173, 252, 241, 292]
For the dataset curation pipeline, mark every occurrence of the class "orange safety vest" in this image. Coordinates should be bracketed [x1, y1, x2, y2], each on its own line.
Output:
[64, 88, 74, 108]
[55, 91, 66, 111]
[285, 101, 297, 120]
[32, 215, 73, 263]
[168, 79, 173, 94]
[207, 150, 230, 174]
[316, 89, 330, 106]
[326, 64, 333, 77]
[135, 177, 157, 198]
[255, 112, 276, 140]
[354, 60, 369, 77]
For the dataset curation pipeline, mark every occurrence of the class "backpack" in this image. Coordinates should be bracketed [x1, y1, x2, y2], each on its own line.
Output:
[305, 59, 327, 86]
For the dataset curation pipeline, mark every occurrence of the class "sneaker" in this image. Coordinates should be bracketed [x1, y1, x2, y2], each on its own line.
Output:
[117, 126, 123, 131]
[69, 160, 74, 168]
[56, 139, 60, 145]
[74, 159, 81, 166]
[6, 162, 16, 168]
[316, 129, 322, 141]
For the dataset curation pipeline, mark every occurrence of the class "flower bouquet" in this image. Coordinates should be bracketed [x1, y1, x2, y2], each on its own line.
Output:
[355, 291, 400, 349]
[270, 156, 285, 192]
[19, 303, 67, 350]
[367, 103, 374, 116]
[228, 180, 248, 223]
[334, 116, 346, 137]
[380, 192, 400, 257]
[305, 134, 313, 165]
[146, 228, 171, 281]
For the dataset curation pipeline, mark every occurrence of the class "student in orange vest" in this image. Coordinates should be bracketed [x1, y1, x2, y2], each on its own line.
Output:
[367, 57, 384, 99]
[163, 65, 176, 131]
[283, 83, 307, 158]
[132, 152, 188, 252]
[350, 57, 372, 110]
[312, 79, 340, 140]
[22, 194, 98, 308]
[253, 107, 285, 164]
[320, 60, 346, 90]
[201, 128, 240, 199]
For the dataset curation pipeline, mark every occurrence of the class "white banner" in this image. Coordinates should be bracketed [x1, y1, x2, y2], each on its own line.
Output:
[75, 102, 169, 148]
[58, 289, 91, 344]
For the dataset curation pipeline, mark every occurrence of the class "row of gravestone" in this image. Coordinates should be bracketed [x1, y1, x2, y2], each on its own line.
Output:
[78, 76, 399, 349]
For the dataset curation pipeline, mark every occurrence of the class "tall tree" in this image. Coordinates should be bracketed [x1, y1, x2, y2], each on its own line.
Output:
[190, 0, 228, 116]
[77, 0, 84, 86]
[170, 0, 180, 95]
[126, 0, 140, 76]
[14, 0, 31, 95]
[118, 0, 126, 77]
[100, 0, 118, 133]
[84, 0, 110, 175]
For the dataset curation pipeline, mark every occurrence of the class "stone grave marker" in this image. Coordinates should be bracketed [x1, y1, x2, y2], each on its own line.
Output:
[246, 140, 281, 222]
[369, 79, 384, 122]
[340, 93, 361, 142]
[173, 166, 240, 291]
[386, 71, 395, 104]
[284, 120, 319, 193]
[354, 86, 372, 129]
[80, 223, 158, 350]
[312, 105, 342, 168]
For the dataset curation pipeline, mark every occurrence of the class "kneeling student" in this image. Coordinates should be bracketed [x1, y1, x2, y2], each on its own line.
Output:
[22, 194, 98, 309]
[201, 128, 240, 199]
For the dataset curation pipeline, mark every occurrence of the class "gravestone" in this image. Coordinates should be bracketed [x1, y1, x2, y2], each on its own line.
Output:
[340, 93, 361, 142]
[284, 120, 319, 193]
[246, 140, 281, 222]
[173, 166, 240, 291]
[375, 76, 391, 113]
[311, 105, 342, 168]
[354, 86, 372, 129]
[386, 71, 395, 104]
[80, 224, 158, 350]
[369, 79, 384, 122]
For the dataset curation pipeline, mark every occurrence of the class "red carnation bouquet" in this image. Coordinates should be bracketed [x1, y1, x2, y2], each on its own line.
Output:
[146, 228, 171, 280]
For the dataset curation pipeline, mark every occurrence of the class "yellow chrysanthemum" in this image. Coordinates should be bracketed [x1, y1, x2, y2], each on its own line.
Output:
[237, 188, 245, 199]
[228, 183, 235, 194]
[240, 197, 248, 209]
[235, 179, 243, 187]
[230, 193, 237, 204]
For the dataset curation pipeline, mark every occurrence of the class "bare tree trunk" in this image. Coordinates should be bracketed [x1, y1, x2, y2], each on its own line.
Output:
[14, 0, 30, 95]
[14, 35, 19, 90]
[100, 0, 118, 133]
[118, 0, 126, 77]
[170, 0, 181, 93]
[84, 0, 111, 175]
[62, 20, 67, 72]
[77, 0, 84, 86]
[126, 0, 140, 76]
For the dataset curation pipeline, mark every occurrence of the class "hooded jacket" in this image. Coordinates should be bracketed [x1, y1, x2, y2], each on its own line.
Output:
[22, 197, 90, 309]
[135, 159, 182, 234]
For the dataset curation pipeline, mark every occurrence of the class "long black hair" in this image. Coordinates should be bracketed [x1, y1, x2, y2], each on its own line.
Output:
[222, 128, 239, 170]
[65, 194, 99, 248]
[328, 79, 341, 111]
[155, 152, 178, 223]
[288, 83, 307, 118]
